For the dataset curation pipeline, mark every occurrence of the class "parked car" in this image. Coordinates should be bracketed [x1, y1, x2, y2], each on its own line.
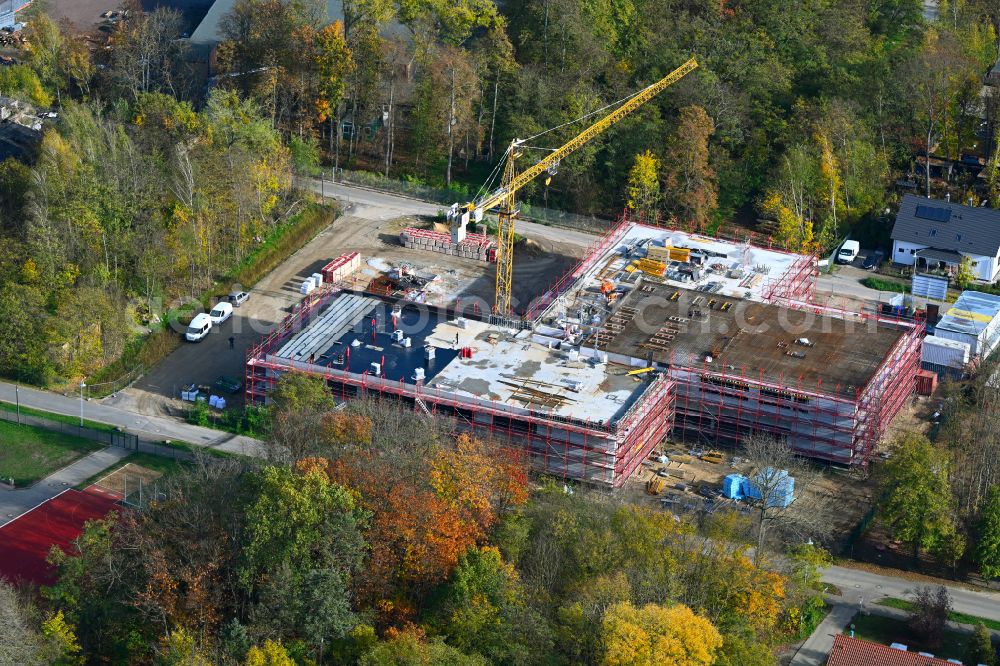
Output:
[836, 240, 860, 264]
[229, 290, 250, 307]
[209, 301, 233, 325]
[215, 375, 243, 394]
[863, 250, 885, 271]
[185, 313, 212, 342]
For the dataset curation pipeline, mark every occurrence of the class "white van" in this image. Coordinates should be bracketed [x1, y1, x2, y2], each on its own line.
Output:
[836, 240, 860, 264]
[209, 301, 233, 325]
[185, 313, 213, 342]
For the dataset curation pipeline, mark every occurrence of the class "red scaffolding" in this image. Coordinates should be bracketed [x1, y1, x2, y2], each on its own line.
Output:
[247, 350, 674, 487]
[245, 217, 921, 486]
[665, 310, 924, 464]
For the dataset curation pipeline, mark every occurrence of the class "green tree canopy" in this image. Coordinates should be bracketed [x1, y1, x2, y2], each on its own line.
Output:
[880, 433, 961, 560]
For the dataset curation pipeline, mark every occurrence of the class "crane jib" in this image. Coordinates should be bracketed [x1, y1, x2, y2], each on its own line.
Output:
[447, 56, 698, 316]
[468, 57, 698, 218]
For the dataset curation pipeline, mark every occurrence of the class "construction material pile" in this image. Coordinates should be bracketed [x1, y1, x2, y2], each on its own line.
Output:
[321, 252, 361, 284]
[400, 228, 496, 263]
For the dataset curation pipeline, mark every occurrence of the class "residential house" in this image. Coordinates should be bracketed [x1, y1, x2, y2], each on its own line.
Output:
[826, 634, 965, 666]
[891, 194, 1000, 282]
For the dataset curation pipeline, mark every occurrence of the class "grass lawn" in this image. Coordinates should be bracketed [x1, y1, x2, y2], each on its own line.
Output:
[877, 597, 1000, 631]
[75, 452, 190, 490]
[861, 276, 909, 293]
[0, 420, 103, 486]
[849, 612, 971, 661]
[0, 400, 117, 433]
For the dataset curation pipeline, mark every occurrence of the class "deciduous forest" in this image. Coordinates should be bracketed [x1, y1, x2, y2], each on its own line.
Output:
[2, 374, 830, 665]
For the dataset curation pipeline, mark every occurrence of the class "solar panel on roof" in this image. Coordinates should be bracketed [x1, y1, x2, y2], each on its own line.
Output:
[915, 205, 951, 223]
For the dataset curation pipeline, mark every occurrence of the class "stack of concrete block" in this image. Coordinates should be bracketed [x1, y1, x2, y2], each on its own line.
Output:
[321, 251, 361, 283]
[400, 228, 496, 263]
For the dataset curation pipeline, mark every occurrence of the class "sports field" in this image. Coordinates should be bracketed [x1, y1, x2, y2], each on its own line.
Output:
[0, 486, 121, 585]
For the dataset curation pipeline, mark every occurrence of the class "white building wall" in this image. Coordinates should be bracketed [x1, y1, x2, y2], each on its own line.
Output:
[892, 240, 924, 266]
[970, 252, 1000, 282]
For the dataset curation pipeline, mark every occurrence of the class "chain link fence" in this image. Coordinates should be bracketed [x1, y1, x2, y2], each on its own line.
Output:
[0, 402, 213, 465]
[0, 407, 138, 449]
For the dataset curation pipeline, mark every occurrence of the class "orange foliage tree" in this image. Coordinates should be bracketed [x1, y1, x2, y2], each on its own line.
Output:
[315, 434, 528, 626]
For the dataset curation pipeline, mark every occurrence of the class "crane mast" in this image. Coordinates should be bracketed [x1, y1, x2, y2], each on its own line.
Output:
[448, 57, 698, 317]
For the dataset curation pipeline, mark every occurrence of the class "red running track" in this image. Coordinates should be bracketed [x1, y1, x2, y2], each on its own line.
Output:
[0, 486, 121, 585]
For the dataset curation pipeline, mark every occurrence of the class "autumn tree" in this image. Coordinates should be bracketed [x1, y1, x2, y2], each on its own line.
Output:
[267, 371, 335, 460]
[662, 105, 717, 231]
[626, 151, 661, 223]
[762, 191, 813, 253]
[764, 145, 819, 253]
[741, 435, 833, 558]
[358, 629, 487, 666]
[713, 634, 777, 666]
[313, 21, 354, 168]
[156, 627, 212, 666]
[430, 546, 546, 663]
[241, 461, 366, 587]
[44, 513, 144, 660]
[245, 639, 295, 666]
[908, 586, 952, 649]
[880, 433, 963, 562]
[430, 434, 529, 533]
[956, 255, 976, 289]
[106, 7, 190, 103]
[555, 573, 632, 664]
[906, 28, 975, 197]
[815, 130, 843, 250]
[599, 602, 723, 666]
[0, 582, 44, 665]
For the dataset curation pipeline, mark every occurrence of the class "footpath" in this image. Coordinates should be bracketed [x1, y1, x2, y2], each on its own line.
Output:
[0, 381, 262, 456]
[0, 447, 132, 526]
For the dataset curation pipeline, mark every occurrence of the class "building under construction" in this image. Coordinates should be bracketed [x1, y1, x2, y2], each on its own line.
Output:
[246, 217, 924, 487]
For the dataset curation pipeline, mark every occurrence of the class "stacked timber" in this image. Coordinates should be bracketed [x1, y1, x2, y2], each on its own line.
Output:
[400, 227, 497, 263]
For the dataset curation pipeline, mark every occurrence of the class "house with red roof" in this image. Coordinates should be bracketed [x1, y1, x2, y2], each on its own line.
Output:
[827, 634, 974, 666]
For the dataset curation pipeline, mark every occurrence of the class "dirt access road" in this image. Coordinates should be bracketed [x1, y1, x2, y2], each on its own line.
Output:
[108, 184, 589, 418]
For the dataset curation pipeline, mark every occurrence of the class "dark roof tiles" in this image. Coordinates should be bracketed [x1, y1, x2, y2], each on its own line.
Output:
[892, 194, 1000, 257]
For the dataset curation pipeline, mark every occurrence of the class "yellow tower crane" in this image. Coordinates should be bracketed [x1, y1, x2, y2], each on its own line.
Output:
[448, 57, 699, 318]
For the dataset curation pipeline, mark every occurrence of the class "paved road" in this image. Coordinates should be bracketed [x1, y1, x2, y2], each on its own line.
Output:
[789, 566, 1000, 666]
[0, 447, 131, 526]
[815, 267, 885, 305]
[791, 603, 856, 666]
[821, 565, 1000, 622]
[790, 566, 1000, 665]
[0, 382, 263, 457]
